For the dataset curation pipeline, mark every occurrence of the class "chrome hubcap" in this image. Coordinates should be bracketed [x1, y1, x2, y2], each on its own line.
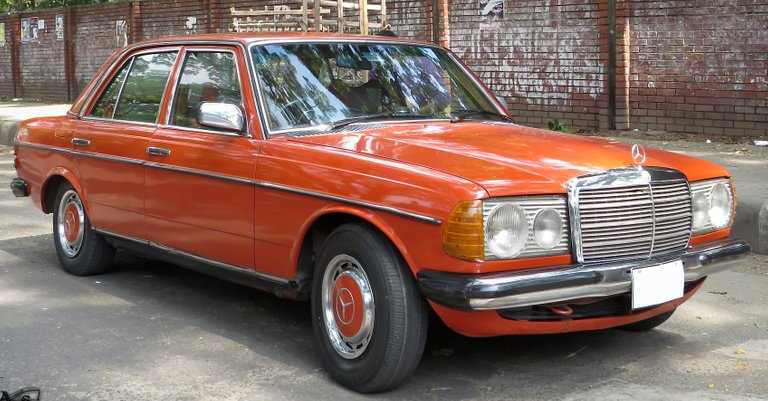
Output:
[321, 254, 375, 359]
[57, 189, 85, 258]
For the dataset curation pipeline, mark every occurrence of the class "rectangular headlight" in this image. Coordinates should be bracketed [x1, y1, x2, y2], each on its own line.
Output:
[690, 178, 735, 235]
[482, 196, 570, 260]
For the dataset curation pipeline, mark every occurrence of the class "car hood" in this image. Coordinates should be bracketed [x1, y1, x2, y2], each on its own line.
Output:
[289, 121, 729, 197]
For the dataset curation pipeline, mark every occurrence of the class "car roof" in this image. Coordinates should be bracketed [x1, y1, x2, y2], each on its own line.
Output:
[130, 32, 433, 48]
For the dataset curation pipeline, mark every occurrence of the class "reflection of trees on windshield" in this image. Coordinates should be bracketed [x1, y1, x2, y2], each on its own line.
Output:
[251, 43, 497, 133]
[253, 46, 350, 131]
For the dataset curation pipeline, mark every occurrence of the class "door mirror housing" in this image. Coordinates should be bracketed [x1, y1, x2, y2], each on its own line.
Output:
[197, 102, 246, 133]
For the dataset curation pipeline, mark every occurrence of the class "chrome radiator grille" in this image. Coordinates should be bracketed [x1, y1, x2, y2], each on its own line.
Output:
[571, 168, 693, 264]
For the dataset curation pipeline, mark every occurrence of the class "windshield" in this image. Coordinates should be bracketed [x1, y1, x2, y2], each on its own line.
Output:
[250, 42, 503, 134]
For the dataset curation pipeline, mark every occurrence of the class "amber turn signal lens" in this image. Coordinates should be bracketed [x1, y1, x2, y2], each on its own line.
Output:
[443, 200, 485, 262]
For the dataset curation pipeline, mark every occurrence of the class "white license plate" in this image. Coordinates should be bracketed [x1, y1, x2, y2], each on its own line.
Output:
[631, 260, 684, 310]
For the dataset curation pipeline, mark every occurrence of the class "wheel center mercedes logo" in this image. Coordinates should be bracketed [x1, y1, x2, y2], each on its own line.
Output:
[631, 144, 647, 165]
[335, 288, 355, 326]
[65, 212, 75, 231]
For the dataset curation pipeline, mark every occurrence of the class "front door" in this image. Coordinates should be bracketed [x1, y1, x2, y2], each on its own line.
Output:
[144, 48, 258, 269]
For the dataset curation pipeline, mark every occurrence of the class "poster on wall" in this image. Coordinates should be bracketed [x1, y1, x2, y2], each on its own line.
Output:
[31, 17, 39, 41]
[480, 0, 504, 29]
[56, 15, 64, 40]
[0, 23, 5, 48]
[115, 20, 127, 47]
[21, 18, 31, 42]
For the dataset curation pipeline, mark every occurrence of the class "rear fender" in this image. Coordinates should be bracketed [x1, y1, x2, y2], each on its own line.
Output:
[41, 167, 90, 216]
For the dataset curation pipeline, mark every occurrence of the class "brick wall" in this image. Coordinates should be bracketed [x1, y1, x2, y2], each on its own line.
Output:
[72, 2, 133, 96]
[139, 0, 210, 40]
[0, 16, 15, 98]
[0, 0, 765, 136]
[448, 0, 610, 130]
[387, 0, 433, 42]
[626, 1, 768, 136]
[17, 9, 68, 101]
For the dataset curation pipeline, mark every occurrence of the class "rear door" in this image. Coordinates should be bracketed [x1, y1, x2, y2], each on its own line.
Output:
[144, 46, 260, 269]
[76, 49, 179, 239]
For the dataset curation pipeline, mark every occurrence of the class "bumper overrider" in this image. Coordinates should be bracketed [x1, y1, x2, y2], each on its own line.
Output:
[418, 239, 751, 311]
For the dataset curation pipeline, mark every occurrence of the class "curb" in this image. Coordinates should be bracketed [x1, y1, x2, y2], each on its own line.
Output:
[731, 199, 768, 255]
[0, 121, 20, 146]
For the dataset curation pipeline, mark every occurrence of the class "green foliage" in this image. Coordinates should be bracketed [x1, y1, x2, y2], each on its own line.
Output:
[547, 119, 579, 134]
[1, 0, 121, 13]
[0, 95, 10, 102]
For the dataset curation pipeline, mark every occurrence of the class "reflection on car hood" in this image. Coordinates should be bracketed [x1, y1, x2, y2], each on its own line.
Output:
[289, 121, 729, 196]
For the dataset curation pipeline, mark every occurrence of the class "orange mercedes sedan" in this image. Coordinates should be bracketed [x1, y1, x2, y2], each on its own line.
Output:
[10, 33, 750, 392]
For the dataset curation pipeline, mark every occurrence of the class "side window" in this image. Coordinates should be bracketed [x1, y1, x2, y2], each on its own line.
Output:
[170, 51, 243, 129]
[90, 61, 131, 119]
[114, 52, 177, 123]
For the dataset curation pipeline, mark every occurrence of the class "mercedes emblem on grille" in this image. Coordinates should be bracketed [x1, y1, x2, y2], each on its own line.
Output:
[631, 144, 647, 165]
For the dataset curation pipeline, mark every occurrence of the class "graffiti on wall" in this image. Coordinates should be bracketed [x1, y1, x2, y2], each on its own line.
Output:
[458, 2, 605, 106]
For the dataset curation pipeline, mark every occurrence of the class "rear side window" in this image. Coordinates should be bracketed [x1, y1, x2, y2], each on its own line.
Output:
[90, 51, 178, 124]
[90, 62, 130, 119]
[170, 51, 243, 129]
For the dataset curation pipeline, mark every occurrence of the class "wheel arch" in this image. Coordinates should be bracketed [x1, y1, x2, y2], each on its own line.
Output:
[292, 206, 419, 296]
[41, 168, 89, 215]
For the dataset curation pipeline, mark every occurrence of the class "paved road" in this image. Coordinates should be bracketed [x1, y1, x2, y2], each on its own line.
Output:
[1, 150, 767, 400]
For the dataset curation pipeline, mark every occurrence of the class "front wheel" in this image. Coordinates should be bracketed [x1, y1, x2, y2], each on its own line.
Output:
[53, 183, 115, 276]
[311, 223, 428, 393]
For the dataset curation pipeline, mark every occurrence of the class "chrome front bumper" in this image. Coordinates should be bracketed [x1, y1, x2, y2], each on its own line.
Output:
[418, 239, 751, 311]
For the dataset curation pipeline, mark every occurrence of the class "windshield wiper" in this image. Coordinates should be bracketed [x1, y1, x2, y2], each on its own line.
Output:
[450, 109, 512, 123]
[328, 113, 436, 131]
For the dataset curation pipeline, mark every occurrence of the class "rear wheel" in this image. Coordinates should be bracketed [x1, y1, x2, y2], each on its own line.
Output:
[53, 183, 115, 276]
[311, 223, 428, 393]
[619, 309, 676, 332]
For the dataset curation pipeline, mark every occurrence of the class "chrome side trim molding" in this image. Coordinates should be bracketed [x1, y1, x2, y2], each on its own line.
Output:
[93, 227, 290, 285]
[143, 161, 254, 185]
[15, 143, 145, 166]
[17, 142, 443, 225]
[253, 181, 443, 225]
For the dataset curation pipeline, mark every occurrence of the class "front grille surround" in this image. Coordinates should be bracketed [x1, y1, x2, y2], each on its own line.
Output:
[567, 167, 693, 264]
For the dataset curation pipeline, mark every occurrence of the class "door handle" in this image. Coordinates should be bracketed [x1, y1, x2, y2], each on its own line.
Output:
[147, 147, 171, 156]
[71, 138, 91, 146]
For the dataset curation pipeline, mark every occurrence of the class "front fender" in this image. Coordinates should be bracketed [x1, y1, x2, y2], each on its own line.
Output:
[292, 204, 421, 278]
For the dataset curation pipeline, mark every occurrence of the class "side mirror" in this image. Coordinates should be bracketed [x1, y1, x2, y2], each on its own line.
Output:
[197, 102, 245, 133]
[495, 95, 508, 110]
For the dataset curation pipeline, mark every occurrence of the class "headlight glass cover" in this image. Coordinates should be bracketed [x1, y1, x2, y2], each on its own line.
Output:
[690, 178, 734, 234]
[482, 196, 570, 260]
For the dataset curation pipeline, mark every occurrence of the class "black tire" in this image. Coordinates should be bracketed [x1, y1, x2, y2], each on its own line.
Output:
[311, 223, 428, 393]
[52, 183, 115, 276]
[618, 309, 676, 332]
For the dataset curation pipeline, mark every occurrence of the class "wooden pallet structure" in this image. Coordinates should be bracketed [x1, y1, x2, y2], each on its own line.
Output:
[230, 0, 387, 35]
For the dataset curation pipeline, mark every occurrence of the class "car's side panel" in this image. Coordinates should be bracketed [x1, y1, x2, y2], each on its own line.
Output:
[144, 130, 259, 269]
[70, 120, 153, 239]
[253, 138, 501, 278]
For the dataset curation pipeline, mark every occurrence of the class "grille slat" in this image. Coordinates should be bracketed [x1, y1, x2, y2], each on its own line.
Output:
[574, 170, 693, 263]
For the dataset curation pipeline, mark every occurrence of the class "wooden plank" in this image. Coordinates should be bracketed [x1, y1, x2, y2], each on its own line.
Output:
[318, 0, 381, 11]
[337, 0, 344, 33]
[314, 0, 322, 32]
[359, 0, 369, 34]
